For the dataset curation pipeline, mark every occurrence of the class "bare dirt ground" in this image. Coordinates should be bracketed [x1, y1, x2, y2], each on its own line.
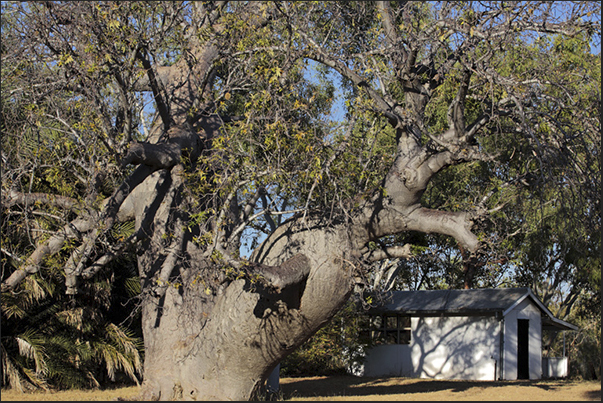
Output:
[1, 376, 600, 401]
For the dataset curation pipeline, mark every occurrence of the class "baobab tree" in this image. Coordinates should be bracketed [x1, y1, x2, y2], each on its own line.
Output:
[2, 1, 599, 400]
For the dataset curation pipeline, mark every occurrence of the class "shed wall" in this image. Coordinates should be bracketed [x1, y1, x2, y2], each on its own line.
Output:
[542, 357, 569, 378]
[363, 315, 501, 380]
[502, 299, 542, 380]
[412, 315, 500, 380]
[362, 344, 413, 377]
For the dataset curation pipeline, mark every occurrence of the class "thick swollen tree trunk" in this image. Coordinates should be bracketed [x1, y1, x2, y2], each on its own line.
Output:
[136, 217, 357, 400]
[125, 167, 360, 400]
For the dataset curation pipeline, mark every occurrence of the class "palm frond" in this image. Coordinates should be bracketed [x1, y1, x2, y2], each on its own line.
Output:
[29, 272, 58, 299]
[20, 367, 49, 391]
[105, 323, 143, 364]
[92, 323, 143, 383]
[16, 329, 48, 375]
[79, 279, 113, 311]
[1, 343, 26, 391]
[1, 292, 27, 319]
[1, 272, 60, 321]
[56, 306, 103, 333]
[46, 334, 80, 356]
[110, 220, 135, 241]
[26, 300, 63, 328]
[23, 276, 50, 304]
[1, 338, 47, 391]
[85, 370, 101, 389]
[123, 276, 141, 297]
[44, 358, 90, 389]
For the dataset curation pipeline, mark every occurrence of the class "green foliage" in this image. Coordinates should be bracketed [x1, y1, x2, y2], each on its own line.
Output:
[280, 300, 368, 377]
[545, 311, 601, 381]
[566, 313, 601, 380]
[1, 260, 143, 390]
[1, 4, 148, 390]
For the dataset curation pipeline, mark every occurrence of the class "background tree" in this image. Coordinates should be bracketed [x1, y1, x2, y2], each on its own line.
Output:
[279, 299, 368, 378]
[1, 1, 600, 399]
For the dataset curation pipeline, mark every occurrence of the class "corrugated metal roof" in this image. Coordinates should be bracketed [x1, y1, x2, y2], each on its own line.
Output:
[367, 287, 578, 331]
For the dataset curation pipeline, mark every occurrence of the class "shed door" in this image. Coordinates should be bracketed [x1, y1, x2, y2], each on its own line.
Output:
[517, 319, 530, 379]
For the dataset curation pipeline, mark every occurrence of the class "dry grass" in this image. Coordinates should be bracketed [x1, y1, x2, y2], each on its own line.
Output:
[1, 376, 600, 401]
[279, 376, 602, 401]
[0, 385, 140, 401]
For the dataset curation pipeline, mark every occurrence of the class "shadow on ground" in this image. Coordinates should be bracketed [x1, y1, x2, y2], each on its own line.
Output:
[583, 389, 601, 400]
[280, 375, 586, 399]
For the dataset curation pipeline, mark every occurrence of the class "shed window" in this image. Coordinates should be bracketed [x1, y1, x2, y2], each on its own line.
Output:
[367, 314, 411, 345]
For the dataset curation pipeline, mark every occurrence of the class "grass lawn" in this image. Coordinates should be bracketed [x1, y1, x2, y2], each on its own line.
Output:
[1, 376, 600, 401]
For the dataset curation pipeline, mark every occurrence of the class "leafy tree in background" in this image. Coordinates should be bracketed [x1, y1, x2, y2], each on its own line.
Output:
[1, 1, 599, 399]
[280, 299, 368, 377]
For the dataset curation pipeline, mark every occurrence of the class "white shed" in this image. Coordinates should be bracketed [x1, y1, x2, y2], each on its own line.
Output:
[356, 288, 577, 381]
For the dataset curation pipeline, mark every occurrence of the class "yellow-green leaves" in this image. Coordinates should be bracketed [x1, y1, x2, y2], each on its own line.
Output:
[58, 53, 75, 67]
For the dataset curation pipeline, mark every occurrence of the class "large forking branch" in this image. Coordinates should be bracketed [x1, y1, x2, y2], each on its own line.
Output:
[298, 3, 493, 256]
[63, 15, 222, 293]
[298, 2, 588, 260]
[9, 2, 592, 297]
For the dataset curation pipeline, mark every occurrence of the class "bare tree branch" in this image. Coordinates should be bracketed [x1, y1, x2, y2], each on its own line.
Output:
[364, 244, 413, 263]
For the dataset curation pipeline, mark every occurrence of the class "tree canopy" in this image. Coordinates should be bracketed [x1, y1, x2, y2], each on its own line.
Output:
[1, 1, 600, 399]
